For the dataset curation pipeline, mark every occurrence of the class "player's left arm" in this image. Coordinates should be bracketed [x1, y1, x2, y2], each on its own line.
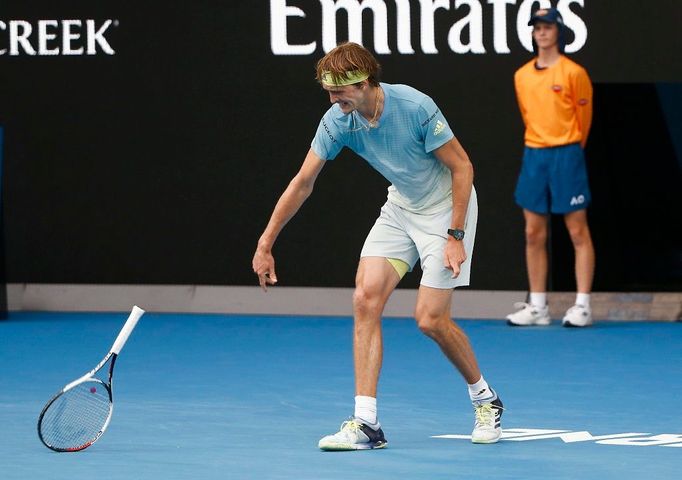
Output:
[573, 68, 594, 148]
[433, 137, 474, 278]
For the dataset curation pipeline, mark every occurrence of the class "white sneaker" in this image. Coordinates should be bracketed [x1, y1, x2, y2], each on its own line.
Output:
[506, 302, 551, 326]
[471, 397, 504, 444]
[562, 304, 593, 327]
[318, 419, 387, 451]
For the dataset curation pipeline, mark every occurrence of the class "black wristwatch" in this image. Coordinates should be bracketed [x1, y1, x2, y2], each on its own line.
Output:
[447, 228, 465, 241]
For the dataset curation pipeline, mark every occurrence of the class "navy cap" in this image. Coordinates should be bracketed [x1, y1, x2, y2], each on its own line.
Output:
[528, 7, 564, 26]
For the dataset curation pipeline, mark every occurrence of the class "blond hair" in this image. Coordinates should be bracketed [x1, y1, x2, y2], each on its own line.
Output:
[315, 42, 381, 87]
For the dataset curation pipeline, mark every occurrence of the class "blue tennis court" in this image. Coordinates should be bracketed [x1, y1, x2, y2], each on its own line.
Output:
[1, 312, 680, 479]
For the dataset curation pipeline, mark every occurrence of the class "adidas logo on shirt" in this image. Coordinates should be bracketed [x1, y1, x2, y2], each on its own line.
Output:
[434, 120, 445, 135]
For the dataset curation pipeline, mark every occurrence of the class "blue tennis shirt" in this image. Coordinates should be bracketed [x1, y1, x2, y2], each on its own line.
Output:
[311, 83, 455, 213]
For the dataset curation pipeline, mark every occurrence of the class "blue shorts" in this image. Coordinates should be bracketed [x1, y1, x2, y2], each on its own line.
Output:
[514, 143, 591, 214]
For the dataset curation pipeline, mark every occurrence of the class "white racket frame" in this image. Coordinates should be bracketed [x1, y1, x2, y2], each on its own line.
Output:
[38, 306, 145, 452]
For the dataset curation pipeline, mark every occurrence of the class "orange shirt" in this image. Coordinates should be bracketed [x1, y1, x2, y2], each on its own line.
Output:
[514, 55, 593, 148]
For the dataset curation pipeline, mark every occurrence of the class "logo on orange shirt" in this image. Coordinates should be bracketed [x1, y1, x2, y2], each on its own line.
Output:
[551, 85, 563, 92]
[578, 98, 589, 106]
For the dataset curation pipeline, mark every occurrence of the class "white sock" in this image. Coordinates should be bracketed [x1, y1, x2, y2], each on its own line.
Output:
[576, 293, 591, 309]
[530, 292, 547, 308]
[354, 395, 378, 426]
[468, 376, 495, 402]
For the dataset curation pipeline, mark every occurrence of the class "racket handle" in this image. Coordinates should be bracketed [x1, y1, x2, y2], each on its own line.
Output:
[111, 306, 145, 354]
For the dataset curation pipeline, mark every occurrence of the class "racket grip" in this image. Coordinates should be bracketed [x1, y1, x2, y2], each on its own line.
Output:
[111, 306, 145, 354]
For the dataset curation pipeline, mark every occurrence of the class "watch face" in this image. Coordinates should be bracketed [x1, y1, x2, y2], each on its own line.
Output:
[448, 229, 465, 240]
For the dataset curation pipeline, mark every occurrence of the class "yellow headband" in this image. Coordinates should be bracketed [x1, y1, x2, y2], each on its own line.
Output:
[321, 70, 370, 87]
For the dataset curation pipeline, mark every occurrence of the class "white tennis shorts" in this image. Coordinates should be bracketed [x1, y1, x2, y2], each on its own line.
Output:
[360, 187, 478, 289]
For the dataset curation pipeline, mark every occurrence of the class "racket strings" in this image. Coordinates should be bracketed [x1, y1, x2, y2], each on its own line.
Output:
[40, 381, 112, 450]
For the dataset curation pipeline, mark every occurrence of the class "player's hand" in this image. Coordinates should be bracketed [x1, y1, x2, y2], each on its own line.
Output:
[444, 238, 467, 278]
[252, 248, 278, 291]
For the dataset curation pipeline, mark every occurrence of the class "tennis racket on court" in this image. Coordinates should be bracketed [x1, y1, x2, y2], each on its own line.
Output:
[37, 305, 145, 452]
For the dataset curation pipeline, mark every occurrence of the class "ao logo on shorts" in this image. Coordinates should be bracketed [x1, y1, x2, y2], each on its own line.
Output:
[570, 195, 585, 206]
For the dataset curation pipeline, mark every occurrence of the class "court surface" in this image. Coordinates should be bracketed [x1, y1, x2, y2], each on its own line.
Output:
[1, 312, 680, 479]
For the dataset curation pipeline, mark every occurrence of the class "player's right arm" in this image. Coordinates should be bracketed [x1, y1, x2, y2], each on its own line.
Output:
[252, 148, 326, 291]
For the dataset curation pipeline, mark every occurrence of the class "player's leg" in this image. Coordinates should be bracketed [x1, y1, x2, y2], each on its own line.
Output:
[319, 202, 416, 451]
[414, 286, 503, 444]
[414, 286, 479, 383]
[317, 257, 399, 451]
[507, 209, 551, 325]
[410, 189, 503, 443]
[508, 147, 552, 325]
[353, 257, 402, 400]
[562, 209, 595, 327]
[350, 203, 417, 406]
[410, 190, 479, 379]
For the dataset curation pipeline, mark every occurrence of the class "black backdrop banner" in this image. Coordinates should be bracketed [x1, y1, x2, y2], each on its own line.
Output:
[1, 1, 681, 289]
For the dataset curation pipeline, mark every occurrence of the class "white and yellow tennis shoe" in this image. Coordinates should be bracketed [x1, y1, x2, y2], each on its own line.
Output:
[318, 419, 387, 451]
[471, 397, 504, 444]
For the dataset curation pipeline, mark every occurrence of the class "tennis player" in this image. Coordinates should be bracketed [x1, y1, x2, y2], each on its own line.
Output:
[252, 42, 503, 450]
[506, 8, 595, 328]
